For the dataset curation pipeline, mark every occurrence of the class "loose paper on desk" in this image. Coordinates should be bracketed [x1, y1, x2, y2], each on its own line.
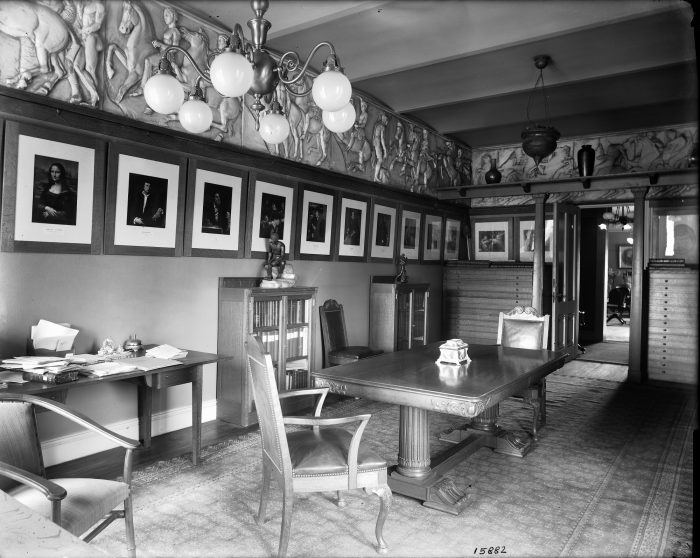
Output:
[146, 345, 188, 359]
[31, 319, 79, 352]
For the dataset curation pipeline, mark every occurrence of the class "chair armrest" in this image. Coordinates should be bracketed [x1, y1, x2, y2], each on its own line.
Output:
[279, 387, 329, 416]
[0, 394, 140, 450]
[0, 460, 66, 501]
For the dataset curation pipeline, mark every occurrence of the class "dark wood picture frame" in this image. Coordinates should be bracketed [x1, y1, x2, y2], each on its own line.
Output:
[295, 184, 337, 261]
[104, 142, 187, 257]
[1, 119, 105, 254]
[245, 173, 297, 259]
[184, 158, 248, 258]
[618, 244, 634, 268]
[422, 213, 443, 262]
[336, 192, 369, 262]
[443, 217, 461, 261]
[399, 205, 422, 263]
[369, 199, 398, 262]
[473, 218, 511, 261]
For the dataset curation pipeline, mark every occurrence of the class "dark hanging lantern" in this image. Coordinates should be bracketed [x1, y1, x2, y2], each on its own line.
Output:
[521, 55, 560, 168]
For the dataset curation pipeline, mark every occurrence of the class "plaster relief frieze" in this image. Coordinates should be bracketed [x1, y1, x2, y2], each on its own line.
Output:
[0, 0, 472, 197]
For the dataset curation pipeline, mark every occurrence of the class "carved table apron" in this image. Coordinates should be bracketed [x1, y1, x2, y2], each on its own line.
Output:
[313, 342, 567, 514]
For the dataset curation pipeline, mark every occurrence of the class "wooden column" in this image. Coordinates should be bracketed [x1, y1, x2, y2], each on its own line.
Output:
[531, 194, 548, 313]
[628, 187, 648, 382]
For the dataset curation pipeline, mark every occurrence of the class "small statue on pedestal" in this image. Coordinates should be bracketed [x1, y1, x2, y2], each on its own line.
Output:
[261, 232, 296, 288]
[395, 253, 408, 283]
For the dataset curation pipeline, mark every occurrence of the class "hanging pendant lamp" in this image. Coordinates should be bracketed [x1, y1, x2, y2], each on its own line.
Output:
[521, 55, 560, 167]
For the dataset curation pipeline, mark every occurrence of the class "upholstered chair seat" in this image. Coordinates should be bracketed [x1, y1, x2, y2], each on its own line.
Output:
[320, 299, 382, 367]
[328, 345, 382, 365]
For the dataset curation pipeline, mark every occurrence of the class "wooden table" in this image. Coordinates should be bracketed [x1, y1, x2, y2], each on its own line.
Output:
[312, 342, 567, 514]
[2, 348, 221, 465]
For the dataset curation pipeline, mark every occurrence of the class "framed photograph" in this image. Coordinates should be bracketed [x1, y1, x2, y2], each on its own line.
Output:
[1, 120, 105, 254]
[518, 219, 553, 262]
[474, 220, 510, 261]
[370, 200, 397, 261]
[337, 194, 369, 261]
[184, 159, 247, 257]
[444, 218, 461, 261]
[105, 144, 186, 256]
[649, 203, 699, 264]
[246, 174, 296, 258]
[618, 245, 634, 268]
[296, 185, 336, 260]
[399, 207, 422, 261]
[423, 214, 443, 262]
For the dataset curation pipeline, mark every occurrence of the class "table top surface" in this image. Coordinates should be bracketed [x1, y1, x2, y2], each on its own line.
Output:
[313, 342, 567, 403]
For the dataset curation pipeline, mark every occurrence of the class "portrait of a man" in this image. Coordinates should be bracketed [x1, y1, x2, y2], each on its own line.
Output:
[344, 207, 361, 246]
[306, 202, 327, 242]
[259, 192, 285, 239]
[376, 212, 392, 246]
[403, 217, 417, 249]
[126, 172, 167, 228]
[201, 183, 232, 235]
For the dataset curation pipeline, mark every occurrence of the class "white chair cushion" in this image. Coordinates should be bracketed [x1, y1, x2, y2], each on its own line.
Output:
[502, 318, 544, 350]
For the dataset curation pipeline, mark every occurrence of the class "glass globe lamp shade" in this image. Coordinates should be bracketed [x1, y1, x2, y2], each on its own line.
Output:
[602, 211, 615, 221]
[322, 102, 356, 133]
[312, 69, 352, 112]
[210, 51, 254, 98]
[144, 73, 184, 114]
[178, 99, 213, 134]
[259, 112, 290, 144]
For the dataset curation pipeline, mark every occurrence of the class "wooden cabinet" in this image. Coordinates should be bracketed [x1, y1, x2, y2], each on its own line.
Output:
[646, 267, 698, 384]
[217, 278, 317, 426]
[369, 277, 429, 353]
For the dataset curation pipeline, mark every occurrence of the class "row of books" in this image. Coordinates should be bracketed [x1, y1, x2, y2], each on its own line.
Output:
[285, 328, 307, 358]
[287, 299, 307, 324]
[253, 299, 281, 329]
[258, 330, 281, 361]
[284, 369, 309, 390]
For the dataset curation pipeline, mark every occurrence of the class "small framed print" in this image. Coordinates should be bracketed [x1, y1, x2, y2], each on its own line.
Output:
[337, 194, 368, 261]
[399, 207, 422, 261]
[1, 120, 105, 254]
[184, 159, 247, 257]
[105, 143, 186, 256]
[474, 220, 510, 261]
[618, 245, 634, 268]
[370, 200, 397, 261]
[423, 214, 443, 262]
[246, 174, 296, 258]
[296, 185, 336, 260]
[518, 218, 553, 262]
[443, 218, 461, 260]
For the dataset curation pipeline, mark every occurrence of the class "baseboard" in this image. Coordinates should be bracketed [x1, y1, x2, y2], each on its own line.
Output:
[41, 398, 218, 467]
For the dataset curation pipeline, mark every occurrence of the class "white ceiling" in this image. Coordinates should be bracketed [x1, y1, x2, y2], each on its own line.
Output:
[173, 0, 698, 149]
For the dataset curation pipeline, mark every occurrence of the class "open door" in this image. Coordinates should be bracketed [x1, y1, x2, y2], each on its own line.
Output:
[551, 203, 580, 358]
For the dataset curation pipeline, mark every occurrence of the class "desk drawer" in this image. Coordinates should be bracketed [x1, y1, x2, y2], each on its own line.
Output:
[150, 367, 198, 389]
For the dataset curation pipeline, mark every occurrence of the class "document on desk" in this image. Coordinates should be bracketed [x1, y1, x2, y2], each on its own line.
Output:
[127, 356, 183, 370]
[85, 357, 182, 377]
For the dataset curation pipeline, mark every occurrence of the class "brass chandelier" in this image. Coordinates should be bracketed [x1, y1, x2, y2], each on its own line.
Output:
[143, 0, 355, 144]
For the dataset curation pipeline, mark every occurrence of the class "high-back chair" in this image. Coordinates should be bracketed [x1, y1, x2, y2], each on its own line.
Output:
[319, 299, 382, 367]
[607, 285, 631, 324]
[496, 306, 550, 440]
[0, 393, 139, 557]
[245, 334, 392, 558]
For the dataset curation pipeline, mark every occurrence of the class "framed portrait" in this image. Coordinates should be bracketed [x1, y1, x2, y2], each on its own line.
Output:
[618, 245, 634, 268]
[423, 214, 443, 262]
[296, 185, 336, 260]
[443, 218, 461, 261]
[245, 174, 296, 258]
[337, 194, 369, 261]
[518, 219, 553, 262]
[370, 201, 397, 261]
[399, 207, 422, 261]
[184, 159, 247, 257]
[474, 220, 510, 261]
[105, 144, 186, 256]
[1, 120, 105, 254]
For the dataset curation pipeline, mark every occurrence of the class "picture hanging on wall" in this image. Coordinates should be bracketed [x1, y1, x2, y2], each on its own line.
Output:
[1, 120, 105, 254]
[184, 159, 247, 257]
[423, 214, 443, 261]
[443, 218, 461, 260]
[105, 143, 187, 256]
[337, 193, 369, 261]
[618, 245, 634, 268]
[296, 186, 336, 260]
[474, 220, 510, 261]
[518, 219, 553, 262]
[399, 207, 422, 262]
[370, 201, 397, 261]
[246, 174, 296, 258]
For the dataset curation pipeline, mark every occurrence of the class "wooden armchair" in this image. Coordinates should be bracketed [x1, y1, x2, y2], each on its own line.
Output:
[0, 393, 139, 557]
[245, 334, 392, 558]
[319, 299, 382, 367]
[496, 306, 550, 440]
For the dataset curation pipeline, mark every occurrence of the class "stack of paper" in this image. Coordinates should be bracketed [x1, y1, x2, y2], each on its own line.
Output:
[146, 345, 188, 359]
[85, 361, 138, 376]
[31, 320, 79, 352]
[1, 356, 68, 370]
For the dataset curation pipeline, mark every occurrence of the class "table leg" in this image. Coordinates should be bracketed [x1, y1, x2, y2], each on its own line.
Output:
[136, 380, 153, 448]
[191, 365, 203, 466]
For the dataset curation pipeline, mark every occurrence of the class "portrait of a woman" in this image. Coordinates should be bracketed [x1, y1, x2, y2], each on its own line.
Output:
[32, 161, 77, 225]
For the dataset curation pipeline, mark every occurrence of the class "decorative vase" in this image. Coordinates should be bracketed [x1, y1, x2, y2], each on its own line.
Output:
[577, 144, 595, 177]
[484, 159, 502, 184]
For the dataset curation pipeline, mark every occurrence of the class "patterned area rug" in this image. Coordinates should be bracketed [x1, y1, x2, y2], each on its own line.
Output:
[96, 370, 694, 558]
[578, 341, 629, 365]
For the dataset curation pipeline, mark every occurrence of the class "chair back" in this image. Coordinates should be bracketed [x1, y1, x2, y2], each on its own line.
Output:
[245, 334, 291, 479]
[608, 286, 630, 309]
[497, 306, 550, 350]
[0, 399, 45, 492]
[319, 299, 349, 366]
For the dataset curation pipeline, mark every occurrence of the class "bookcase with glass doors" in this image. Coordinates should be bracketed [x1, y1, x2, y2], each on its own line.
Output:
[217, 278, 317, 426]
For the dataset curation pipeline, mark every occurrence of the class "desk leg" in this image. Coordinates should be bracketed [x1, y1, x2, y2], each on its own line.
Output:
[191, 365, 203, 466]
[137, 380, 153, 449]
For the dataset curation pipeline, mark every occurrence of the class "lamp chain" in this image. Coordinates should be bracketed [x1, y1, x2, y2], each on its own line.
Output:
[526, 68, 552, 126]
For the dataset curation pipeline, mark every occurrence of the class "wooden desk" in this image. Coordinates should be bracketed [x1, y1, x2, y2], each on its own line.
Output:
[313, 342, 567, 514]
[3, 349, 221, 465]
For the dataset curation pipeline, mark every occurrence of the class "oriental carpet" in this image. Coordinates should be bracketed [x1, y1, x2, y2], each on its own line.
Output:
[95, 368, 694, 558]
